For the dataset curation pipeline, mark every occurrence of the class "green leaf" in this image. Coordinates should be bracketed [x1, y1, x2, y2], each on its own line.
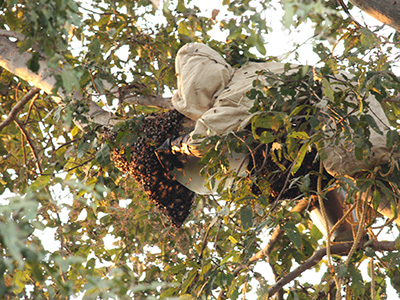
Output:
[27, 52, 40, 73]
[30, 175, 51, 191]
[164, 263, 187, 276]
[389, 269, 400, 295]
[89, 37, 101, 57]
[372, 188, 381, 211]
[181, 269, 198, 293]
[259, 131, 275, 144]
[347, 264, 365, 297]
[322, 78, 334, 102]
[61, 68, 79, 93]
[178, 21, 191, 37]
[291, 141, 310, 175]
[395, 234, 400, 249]
[386, 130, 399, 148]
[220, 251, 237, 265]
[254, 33, 266, 56]
[77, 140, 91, 159]
[240, 205, 253, 230]
[363, 114, 382, 134]
[95, 144, 110, 165]
[93, 77, 104, 94]
[177, 0, 186, 12]
[287, 131, 309, 140]
[284, 222, 302, 249]
[359, 27, 376, 49]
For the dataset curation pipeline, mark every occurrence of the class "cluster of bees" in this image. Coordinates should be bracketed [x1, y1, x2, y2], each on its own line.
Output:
[109, 103, 332, 227]
[111, 110, 195, 228]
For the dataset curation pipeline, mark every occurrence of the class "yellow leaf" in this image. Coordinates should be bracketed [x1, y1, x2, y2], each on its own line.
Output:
[228, 235, 238, 244]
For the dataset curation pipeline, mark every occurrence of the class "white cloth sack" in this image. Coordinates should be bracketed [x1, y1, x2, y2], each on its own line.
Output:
[172, 42, 395, 177]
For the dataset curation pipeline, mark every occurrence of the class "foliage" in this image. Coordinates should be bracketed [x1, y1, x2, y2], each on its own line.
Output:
[0, 0, 400, 299]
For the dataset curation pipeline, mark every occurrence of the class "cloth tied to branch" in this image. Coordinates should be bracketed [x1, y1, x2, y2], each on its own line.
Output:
[172, 42, 285, 157]
[171, 42, 395, 177]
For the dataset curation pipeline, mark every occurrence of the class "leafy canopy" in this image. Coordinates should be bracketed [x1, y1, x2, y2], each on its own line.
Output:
[0, 0, 400, 299]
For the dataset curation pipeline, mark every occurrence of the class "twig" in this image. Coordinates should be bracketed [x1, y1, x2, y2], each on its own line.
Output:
[267, 241, 396, 298]
[370, 257, 376, 299]
[21, 131, 28, 178]
[255, 144, 270, 173]
[271, 161, 296, 209]
[248, 198, 309, 263]
[336, 0, 363, 28]
[231, 131, 256, 169]
[346, 190, 370, 269]
[198, 222, 213, 261]
[14, 118, 43, 174]
[24, 92, 39, 124]
[232, 198, 309, 277]
[335, 188, 371, 299]
[328, 202, 356, 238]
[315, 161, 341, 294]
[64, 157, 95, 172]
[383, 95, 400, 103]
[0, 87, 41, 132]
[55, 138, 83, 151]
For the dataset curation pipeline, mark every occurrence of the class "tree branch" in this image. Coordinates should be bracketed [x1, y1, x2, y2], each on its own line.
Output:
[0, 29, 26, 40]
[348, 0, 400, 31]
[0, 35, 172, 127]
[0, 36, 117, 127]
[14, 118, 43, 174]
[232, 199, 310, 278]
[0, 36, 58, 98]
[0, 87, 41, 132]
[122, 94, 173, 109]
[249, 198, 310, 263]
[115, 84, 173, 109]
[267, 241, 397, 298]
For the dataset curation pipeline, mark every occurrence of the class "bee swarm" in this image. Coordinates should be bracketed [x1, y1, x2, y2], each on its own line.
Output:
[111, 110, 195, 228]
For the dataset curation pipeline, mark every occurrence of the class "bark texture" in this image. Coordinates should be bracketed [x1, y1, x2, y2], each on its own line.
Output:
[349, 0, 400, 31]
[0, 36, 116, 127]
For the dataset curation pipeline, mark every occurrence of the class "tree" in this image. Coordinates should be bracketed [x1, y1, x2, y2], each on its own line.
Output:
[0, 0, 400, 299]
[348, 0, 400, 31]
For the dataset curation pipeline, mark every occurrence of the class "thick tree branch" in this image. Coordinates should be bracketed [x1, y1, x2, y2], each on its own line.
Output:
[0, 36, 117, 126]
[0, 35, 172, 126]
[0, 37, 58, 98]
[0, 29, 26, 40]
[349, 0, 400, 31]
[116, 84, 173, 109]
[267, 241, 397, 297]
[0, 87, 41, 132]
[122, 95, 173, 109]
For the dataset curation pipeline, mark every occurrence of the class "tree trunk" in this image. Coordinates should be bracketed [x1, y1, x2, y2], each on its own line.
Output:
[349, 0, 400, 31]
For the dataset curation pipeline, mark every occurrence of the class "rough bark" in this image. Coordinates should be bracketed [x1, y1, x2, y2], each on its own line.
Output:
[349, 0, 400, 31]
[267, 241, 397, 297]
[0, 37, 59, 99]
[0, 36, 119, 127]
[0, 35, 172, 127]
[0, 87, 41, 132]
